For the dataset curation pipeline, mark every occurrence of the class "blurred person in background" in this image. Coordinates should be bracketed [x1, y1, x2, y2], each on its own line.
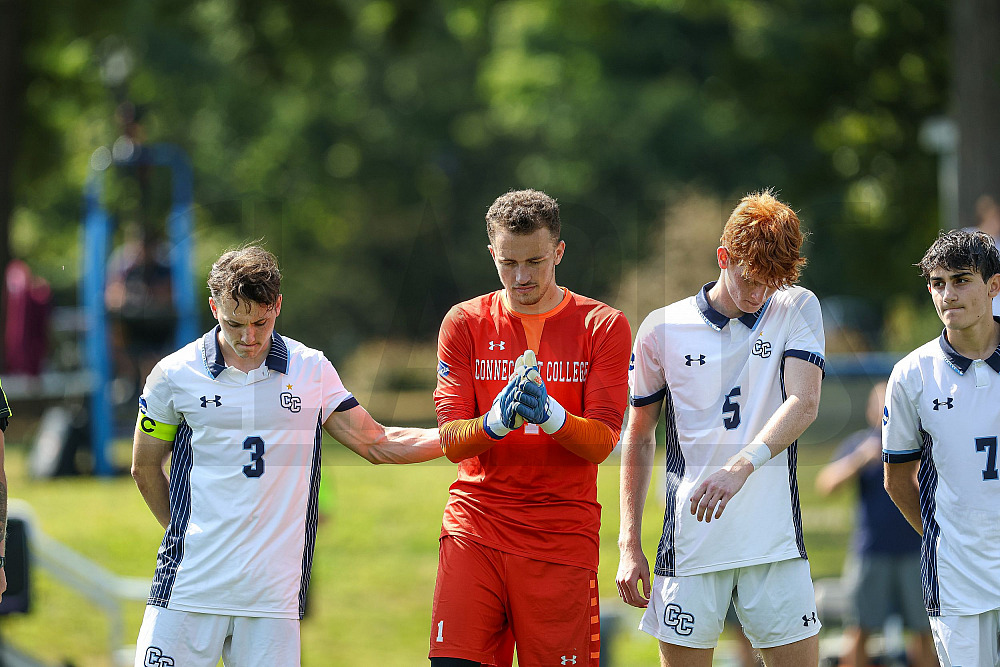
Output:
[106, 223, 177, 402]
[817, 381, 935, 667]
[883, 230, 1000, 667]
[130, 244, 441, 667]
[618, 190, 824, 667]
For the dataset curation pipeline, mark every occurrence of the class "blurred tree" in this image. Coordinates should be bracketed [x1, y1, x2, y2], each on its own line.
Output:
[953, 0, 1000, 226]
[0, 0, 26, 370]
[0, 0, 964, 363]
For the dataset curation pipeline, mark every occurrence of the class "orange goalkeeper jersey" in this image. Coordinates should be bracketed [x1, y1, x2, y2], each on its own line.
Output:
[434, 288, 631, 571]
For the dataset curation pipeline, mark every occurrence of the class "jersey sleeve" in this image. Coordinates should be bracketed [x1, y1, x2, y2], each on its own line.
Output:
[139, 362, 181, 425]
[321, 355, 357, 417]
[582, 310, 632, 432]
[433, 306, 477, 427]
[0, 377, 10, 419]
[629, 311, 666, 407]
[882, 361, 924, 463]
[0, 377, 10, 432]
[783, 289, 826, 372]
[137, 362, 182, 441]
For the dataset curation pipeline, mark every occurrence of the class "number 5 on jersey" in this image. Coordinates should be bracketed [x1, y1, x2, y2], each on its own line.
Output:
[243, 436, 265, 478]
[723, 386, 741, 430]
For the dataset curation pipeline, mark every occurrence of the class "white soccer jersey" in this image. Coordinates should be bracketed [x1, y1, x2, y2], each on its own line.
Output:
[630, 283, 825, 577]
[883, 326, 1000, 617]
[138, 327, 357, 619]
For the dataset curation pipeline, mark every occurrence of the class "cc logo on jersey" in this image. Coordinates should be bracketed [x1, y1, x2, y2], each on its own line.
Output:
[280, 391, 302, 413]
[752, 338, 772, 358]
[144, 647, 175, 666]
[664, 603, 695, 636]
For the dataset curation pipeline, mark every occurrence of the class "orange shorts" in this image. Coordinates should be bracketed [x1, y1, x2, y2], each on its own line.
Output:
[429, 534, 600, 667]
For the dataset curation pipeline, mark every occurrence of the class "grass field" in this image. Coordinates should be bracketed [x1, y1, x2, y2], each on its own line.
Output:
[0, 404, 861, 666]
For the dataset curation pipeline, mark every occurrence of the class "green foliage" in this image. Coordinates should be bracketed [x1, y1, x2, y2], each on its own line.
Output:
[10, 0, 948, 352]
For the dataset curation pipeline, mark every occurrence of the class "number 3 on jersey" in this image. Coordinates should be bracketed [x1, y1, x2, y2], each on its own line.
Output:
[722, 386, 741, 430]
[243, 436, 265, 478]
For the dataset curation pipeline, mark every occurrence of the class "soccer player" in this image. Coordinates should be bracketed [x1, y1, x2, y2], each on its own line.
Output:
[617, 190, 825, 667]
[0, 377, 10, 601]
[130, 245, 441, 667]
[816, 382, 934, 667]
[430, 189, 631, 667]
[883, 229, 1000, 667]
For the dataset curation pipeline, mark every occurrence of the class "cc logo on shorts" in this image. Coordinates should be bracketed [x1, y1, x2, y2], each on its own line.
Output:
[144, 647, 175, 666]
[664, 603, 695, 636]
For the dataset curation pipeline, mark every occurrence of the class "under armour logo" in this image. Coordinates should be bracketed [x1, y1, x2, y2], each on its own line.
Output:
[802, 611, 818, 627]
[200, 395, 222, 408]
[933, 397, 954, 410]
[685, 354, 706, 366]
[144, 647, 175, 666]
[560, 656, 577, 665]
[752, 338, 772, 358]
[488, 340, 506, 351]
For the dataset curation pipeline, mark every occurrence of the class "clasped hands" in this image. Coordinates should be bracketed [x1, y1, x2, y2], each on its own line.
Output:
[484, 350, 566, 439]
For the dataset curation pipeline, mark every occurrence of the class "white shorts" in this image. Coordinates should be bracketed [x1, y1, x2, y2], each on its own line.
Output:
[640, 558, 821, 650]
[134, 605, 300, 667]
[929, 609, 1000, 667]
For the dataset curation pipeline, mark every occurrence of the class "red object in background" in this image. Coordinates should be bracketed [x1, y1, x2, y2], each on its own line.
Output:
[5, 259, 51, 375]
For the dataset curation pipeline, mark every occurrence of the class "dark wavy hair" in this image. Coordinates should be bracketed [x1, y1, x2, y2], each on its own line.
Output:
[207, 244, 281, 312]
[918, 230, 1000, 282]
[486, 189, 560, 243]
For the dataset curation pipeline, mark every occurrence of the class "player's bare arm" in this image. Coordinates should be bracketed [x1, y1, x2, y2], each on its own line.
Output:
[883, 459, 922, 535]
[131, 427, 174, 530]
[616, 401, 662, 609]
[816, 434, 881, 496]
[323, 405, 441, 464]
[690, 355, 822, 522]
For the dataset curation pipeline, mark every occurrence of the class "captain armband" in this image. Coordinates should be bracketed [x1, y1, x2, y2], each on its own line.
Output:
[136, 411, 179, 442]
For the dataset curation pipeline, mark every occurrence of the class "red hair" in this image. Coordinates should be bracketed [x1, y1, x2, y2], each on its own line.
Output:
[721, 190, 806, 287]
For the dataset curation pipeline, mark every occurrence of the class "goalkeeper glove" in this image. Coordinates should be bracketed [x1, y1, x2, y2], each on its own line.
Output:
[483, 353, 528, 439]
[513, 350, 566, 435]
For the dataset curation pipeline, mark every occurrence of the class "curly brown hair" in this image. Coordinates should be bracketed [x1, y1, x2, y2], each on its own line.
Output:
[207, 244, 281, 313]
[720, 190, 806, 287]
[485, 189, 560, 243]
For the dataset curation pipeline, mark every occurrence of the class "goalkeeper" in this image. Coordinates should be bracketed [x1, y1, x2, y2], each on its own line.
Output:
[429, 189, 631, 667]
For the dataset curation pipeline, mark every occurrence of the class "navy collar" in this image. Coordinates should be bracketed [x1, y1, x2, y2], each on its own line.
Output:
[695, 282, 767, 331]
[937, 317, 1000, 375]
[201, 325, 290, 378]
